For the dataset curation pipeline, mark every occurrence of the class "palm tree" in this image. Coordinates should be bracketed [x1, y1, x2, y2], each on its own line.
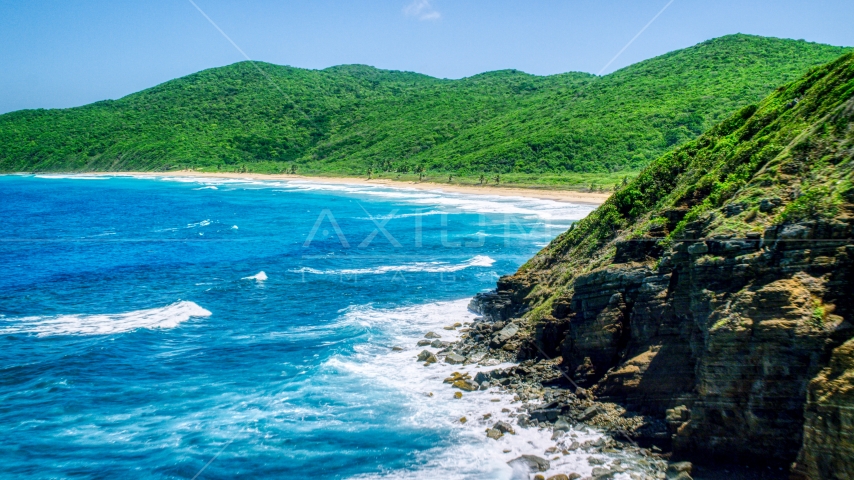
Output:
[479, 174, 485, 185]
[415, 165, 425, 182]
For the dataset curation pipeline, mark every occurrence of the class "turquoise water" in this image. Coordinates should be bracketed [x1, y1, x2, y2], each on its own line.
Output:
[0, 175, 596, 479]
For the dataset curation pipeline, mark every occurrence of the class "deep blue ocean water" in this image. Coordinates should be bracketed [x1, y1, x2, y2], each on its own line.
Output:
[0, 175, 599, 479]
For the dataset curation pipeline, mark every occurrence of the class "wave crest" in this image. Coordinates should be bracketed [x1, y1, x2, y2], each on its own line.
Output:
[0, 301, 211, 337]
[291, 255, 495, 276]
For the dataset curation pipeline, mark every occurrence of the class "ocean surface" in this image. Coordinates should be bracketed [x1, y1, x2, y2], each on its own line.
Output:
[0, 174, 608, 479]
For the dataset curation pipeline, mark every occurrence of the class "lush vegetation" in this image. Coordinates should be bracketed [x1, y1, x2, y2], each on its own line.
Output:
[0, 34, 849, 188]
[520, 49, 854, 305]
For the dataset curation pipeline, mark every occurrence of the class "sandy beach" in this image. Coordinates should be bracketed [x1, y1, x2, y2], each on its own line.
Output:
[93, 171, 611, 205]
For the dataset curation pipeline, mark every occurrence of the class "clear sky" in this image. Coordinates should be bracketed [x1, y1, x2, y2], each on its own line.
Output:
[1, 0, 852, 114]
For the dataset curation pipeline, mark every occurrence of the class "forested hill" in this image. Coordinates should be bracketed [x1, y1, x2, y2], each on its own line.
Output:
[0, 34, 849, 185]
[478, 49, 854, 475]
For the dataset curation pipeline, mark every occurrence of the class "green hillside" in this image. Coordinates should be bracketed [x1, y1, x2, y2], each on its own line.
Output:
[517, 49, 854, 314]
[0, 34, 849, 187]
[481, 49, 854, 471]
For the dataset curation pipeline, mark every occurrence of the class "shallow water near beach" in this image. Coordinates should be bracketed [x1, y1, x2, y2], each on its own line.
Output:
[0, 174, 633, 479]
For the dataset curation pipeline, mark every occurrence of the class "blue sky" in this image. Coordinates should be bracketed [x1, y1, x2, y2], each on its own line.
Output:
[1, 0, 852, 114]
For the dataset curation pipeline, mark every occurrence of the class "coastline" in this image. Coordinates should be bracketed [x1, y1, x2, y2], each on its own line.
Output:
[396, 296, 673, 479]
[87, 171, 611, 205]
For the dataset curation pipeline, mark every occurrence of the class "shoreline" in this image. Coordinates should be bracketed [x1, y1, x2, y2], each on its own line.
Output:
[82, 171, 611, 205]
[402, 297, 673, 479]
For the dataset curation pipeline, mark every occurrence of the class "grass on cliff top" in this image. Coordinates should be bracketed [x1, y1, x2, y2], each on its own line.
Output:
[518, 49, 854, 317]
[0, 34, 849, 187]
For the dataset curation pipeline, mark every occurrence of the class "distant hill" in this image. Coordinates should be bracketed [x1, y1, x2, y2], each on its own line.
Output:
[0, 34, 849, 185]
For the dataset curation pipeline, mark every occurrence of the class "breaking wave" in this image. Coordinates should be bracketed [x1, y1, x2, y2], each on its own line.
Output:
[0, 301, 211, 337]
[291, 255, 495, 276]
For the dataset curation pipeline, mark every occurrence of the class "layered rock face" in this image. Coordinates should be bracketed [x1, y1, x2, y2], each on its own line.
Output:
[472, 52, 854, 476]
[794, 338, 854, 479]
[479, 218, 853, 466]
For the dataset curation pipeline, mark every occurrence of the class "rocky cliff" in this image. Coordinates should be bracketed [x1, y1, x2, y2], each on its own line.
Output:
[472, 52, 854, 477]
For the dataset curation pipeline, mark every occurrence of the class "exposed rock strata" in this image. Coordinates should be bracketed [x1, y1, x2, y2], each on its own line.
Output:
[469, 52, 854, 476]
[472, 220, 854, 468]
[793, 338, 854, 479]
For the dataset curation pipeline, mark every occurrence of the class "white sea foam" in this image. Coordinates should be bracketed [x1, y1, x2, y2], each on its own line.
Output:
[327, 299, 640, 479]
[186, 219, 211, 228]
[132, 176, 597, 222]
[34, 174, 108, 180]
[243, 271, 268, 281]
[292, 255, 495, 276]
[280, 181, 596, 221]
[0, 301, 211, 337]
[156, 176, 246, 185]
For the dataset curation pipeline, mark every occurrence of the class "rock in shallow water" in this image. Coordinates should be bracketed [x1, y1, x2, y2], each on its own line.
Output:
[508, 454, 550, 472]
[554, 418, 572, 432]
[445, 352, 466, 364]
[416, 350, 437, 363]
[666, 462, 692, 475]
[591, 466, 611, 478]
[493, 420, 515, 435]
[467, 351, 486, 363]
[452, 379, 478, 391]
